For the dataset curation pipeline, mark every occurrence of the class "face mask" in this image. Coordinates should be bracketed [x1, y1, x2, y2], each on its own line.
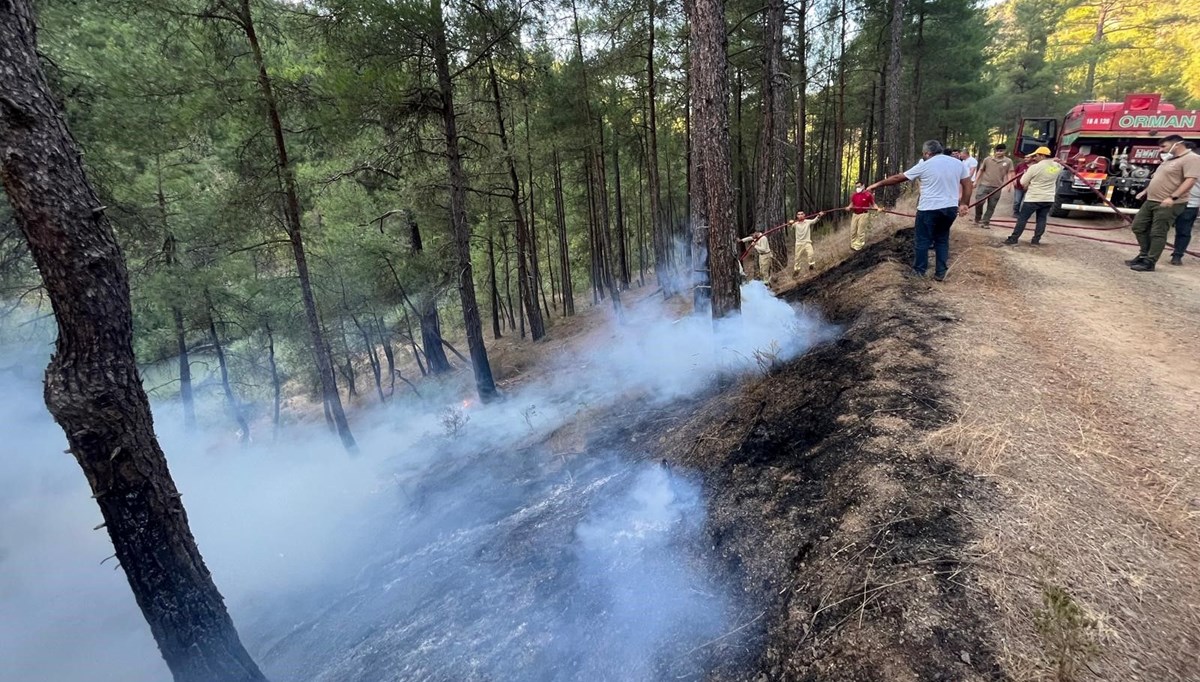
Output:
[855, 186, 864, 192]
[1161, 143, 1178, 162]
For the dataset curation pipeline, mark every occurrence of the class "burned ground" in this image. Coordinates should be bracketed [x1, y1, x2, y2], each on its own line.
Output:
[580, 232, 1007, 681]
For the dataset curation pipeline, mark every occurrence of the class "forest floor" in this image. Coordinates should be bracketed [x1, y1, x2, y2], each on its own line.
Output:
[346, 197, 1200, 680]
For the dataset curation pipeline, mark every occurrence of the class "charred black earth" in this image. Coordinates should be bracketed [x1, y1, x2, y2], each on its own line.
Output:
[251, 232, 1001, 682]
[597, 231, 1005, 681]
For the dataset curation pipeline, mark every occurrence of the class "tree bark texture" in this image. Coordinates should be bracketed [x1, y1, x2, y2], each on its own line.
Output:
[237, 0, 356, 452]
[691, 0, 740, 318]
[0, 2, 267, 680]
[486, 61, 544, 340]
[882, 0, 907, 197]
[756, 0, 788, 258]
[205, 293, 250, 444]
[432, 0, 497, 401]
[646, 0, 674, 294]
[686, 0, 710, 313]
[552, 149, 575, 316]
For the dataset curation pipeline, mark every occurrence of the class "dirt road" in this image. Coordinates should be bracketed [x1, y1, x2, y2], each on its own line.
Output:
[930, 205, 1200, 680]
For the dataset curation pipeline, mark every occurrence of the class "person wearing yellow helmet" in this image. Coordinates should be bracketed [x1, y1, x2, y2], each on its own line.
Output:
[1002, 146, 1061, 246]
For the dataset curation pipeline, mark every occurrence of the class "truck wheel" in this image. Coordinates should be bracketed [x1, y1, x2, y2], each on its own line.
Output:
[1050, 200, 1069, 218]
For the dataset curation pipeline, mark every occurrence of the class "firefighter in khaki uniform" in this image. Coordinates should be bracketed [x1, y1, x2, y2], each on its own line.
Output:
[790, 210, 822, 273]
[739, 230, 774, 281]
[1127, 135, 1200, 272]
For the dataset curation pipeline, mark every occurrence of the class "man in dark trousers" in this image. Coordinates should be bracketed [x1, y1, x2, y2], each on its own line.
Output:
[1003, 146, 1061, 246]
[1127, 135, 1200, 271]
[1170, 142, 1199, 266]
[868, 140, 971, 282]
[973, 144, 1014, 228]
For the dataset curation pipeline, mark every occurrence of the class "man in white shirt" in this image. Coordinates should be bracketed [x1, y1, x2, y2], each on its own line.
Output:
[867, 139, 972, 281]
[961, 149, 979, 183]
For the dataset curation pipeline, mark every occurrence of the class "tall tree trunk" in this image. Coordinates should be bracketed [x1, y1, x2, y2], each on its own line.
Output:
[735, 71, 749, 233]
[881, 0, 907, 201]
[685, 0, 709, 312]
[353, 315, 385, 403]
[205, 293, 250, 443]
[834, 0, 847, 203]
[236, 0, 355, 452]
[373, 314, 396, 397]
[157, 161, 196, 431]
[613, 131, 630, 288]
[419, 303, 452, 373]
[636, 137, 647, 286]
[399, 304, 428, 376]
[864, 80, 877, 182]
[646, 0, 673, 294]
[488, 233, 503, 339]
[794, 0, 808, 211]
[431, 0, 497, 401]
[553, 149, 575, 315]
[487, 61, 544, 340]
[337, 319, 357, 399]
[691, 0, 740, 317]
[172, 306, 195, 430]
[756, 0, 788, 258]
[500, 225, 518, 328]
[1082, 3, 1108, 101]
[908, 0, 925, 155]
[521, 75, 552, 322]
[265, 321, 282, 439]
[0, 4, 267, 678]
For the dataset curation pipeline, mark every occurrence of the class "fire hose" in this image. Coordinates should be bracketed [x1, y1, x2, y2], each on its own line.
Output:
[738, 164, 1198, 261]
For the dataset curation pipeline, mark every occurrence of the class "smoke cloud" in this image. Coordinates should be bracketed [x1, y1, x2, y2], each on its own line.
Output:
[0, 282, 833, 681]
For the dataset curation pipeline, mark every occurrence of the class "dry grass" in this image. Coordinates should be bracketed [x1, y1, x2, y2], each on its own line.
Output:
[923, 226, 1200, 681]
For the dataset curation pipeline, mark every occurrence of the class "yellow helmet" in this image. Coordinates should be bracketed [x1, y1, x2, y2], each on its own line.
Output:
[1033, 146, 1053, 157]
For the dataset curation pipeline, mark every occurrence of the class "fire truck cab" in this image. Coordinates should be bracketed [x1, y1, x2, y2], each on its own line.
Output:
[1015, 93, 1200, 218]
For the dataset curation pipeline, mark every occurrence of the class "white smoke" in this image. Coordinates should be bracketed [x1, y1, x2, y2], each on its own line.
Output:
[0, 282, 834, 681]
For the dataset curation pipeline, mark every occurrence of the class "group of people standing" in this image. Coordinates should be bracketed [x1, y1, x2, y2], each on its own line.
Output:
[738, 133, 1198, 285]
[739, 181, 880, 283]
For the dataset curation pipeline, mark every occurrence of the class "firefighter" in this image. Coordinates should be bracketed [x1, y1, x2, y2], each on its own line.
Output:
[972, 144, 1013, 228]
[739, 230, 773, 281]
[790, 210, 821, 272]
[1003, 146, 1061, 246]
[846, 181, 879, 251]
[1127, 135, 1200, 271]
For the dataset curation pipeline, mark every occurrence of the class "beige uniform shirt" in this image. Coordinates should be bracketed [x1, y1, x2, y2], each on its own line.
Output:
[976, 156, 1013, 188]
[1147, 152, 1200, 203]
[791, 219, 817, 245]
[741, 234, 772, 254]
[1020, 159, 1063, 203]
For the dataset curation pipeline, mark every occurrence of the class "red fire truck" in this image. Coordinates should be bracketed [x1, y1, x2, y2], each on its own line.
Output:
[1015, 93, 1200, 217]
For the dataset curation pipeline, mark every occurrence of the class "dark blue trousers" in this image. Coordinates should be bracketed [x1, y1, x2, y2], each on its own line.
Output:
[914, 207, 957, 277]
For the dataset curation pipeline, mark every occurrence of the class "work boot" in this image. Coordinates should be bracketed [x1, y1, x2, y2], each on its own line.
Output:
[1170, 255, 1183, 266]
[1001, 237, 1018, 246]
[1130, 259, 1155, 272]
[1124, 256, 1145, 266]
[1030, 238, 1042, 246]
